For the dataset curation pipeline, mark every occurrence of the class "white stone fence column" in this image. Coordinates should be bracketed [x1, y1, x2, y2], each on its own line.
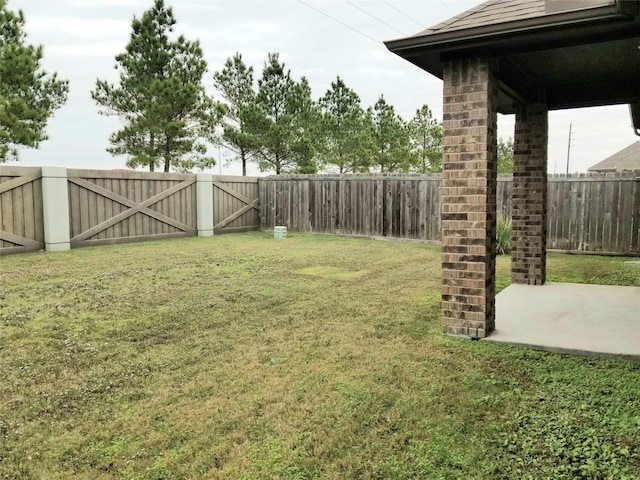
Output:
[41, 166, 71, 251]
[196, 173, 214, 236]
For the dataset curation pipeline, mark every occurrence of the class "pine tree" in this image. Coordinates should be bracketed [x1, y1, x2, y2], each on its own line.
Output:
[213, 53, 255, 176]
[92, 0, 222, 172]
[369, 96, 413, 173]
[0, 0, 68, 162]
[244, 53, 318, 174]
[408, 105, 442, 173]
[318, 77, 374, 173]
[290, 76, 321, 174]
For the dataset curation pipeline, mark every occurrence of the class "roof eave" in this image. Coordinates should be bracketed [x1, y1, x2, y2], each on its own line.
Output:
[384, 3, 626, 73]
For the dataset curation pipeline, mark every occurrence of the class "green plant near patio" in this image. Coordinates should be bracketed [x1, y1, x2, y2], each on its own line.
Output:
[1, 233, 639, 479]
[496, 215, 512, 255]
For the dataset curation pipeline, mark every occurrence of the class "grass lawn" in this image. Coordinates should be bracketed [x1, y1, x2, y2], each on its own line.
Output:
[1, 232, 639, 479]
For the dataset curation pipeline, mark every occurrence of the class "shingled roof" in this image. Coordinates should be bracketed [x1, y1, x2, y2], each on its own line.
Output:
[588, 141, 640, 172]
[412, 0, 615, 38]
[423, 0, 545, 34]
[385, 0, 640, 116]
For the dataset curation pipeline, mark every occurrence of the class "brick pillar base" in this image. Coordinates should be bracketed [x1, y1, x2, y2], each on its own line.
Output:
[512, 104, 548, 285]
[441, 57, 498, 338]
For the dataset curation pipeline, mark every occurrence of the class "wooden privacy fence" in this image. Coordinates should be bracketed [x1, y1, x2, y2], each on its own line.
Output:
[260, 175, 442, 240]
[547, 174, 639, 252]
[0, 166, 44, 255]
[260, 173, 640, 254]
[213, 176, 259, 234]
[2, 167, 638, 255]
[0, 167, 260, 256]
[67, 169, 197, 248]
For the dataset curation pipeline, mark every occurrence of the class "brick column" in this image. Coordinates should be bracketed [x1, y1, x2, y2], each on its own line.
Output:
[441, 57, 498, 338]
[512, 104, 548, 285]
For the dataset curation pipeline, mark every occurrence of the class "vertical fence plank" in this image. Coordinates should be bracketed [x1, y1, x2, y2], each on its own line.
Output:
[98, 178, 107, 239]
[79, 180, 90, 239]
[141, 179, 150, 236]
[22, 181, 35, 241]
[302, 180, 310, 231]
[103, 178, 113, 239]
[619, 177, 630, 252]
[33, 178, 44, 245]
[632, 178, 640, 252]
[12, 184, 25, 240]
[2, 187, 14, 240]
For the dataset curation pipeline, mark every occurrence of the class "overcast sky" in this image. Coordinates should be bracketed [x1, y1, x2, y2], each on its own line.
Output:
[10, 0, 638, 175]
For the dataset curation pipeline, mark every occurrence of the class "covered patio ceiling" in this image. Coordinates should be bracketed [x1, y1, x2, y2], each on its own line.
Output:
[385, 0, 640, 124]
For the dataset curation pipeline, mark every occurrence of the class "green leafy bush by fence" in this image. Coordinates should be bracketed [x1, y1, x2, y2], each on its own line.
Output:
[496, 216, 512, 255]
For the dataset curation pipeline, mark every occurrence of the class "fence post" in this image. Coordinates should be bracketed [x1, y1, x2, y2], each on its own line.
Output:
[196, 173, 214, 236]
[41, 166, 71, 251]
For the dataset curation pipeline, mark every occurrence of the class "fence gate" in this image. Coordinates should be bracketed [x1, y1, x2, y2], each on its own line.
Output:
[67, 169, 197, 248]
[0, 167, 44, 256]
[212, 175, 260, 234]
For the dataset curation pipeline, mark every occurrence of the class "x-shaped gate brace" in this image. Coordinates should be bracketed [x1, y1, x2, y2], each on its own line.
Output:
[68, 177, 196, 244]
[212, 181, 259, 231]
[0, 172, 43, 249]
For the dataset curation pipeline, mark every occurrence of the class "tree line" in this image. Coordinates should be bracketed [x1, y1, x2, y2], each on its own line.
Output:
[212, 53, 444, 176]
[0, 0, 513, 174]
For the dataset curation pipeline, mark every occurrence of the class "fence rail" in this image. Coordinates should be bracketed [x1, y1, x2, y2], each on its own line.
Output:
[1, 168, 638, 256]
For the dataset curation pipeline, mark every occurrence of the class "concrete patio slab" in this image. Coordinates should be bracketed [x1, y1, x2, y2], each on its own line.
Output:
[485, 282, 640, 361]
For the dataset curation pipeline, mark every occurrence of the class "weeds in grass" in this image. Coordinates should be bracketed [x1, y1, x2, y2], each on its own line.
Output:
[1, 234, 638, 479]
[496, 216, 512, 255]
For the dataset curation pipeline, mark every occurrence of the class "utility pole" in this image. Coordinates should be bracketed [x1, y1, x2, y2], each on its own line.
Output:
[565, 123, 572, 175]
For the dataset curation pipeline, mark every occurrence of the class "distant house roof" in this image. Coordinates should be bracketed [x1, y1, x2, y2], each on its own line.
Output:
[588, 142, 640, 172]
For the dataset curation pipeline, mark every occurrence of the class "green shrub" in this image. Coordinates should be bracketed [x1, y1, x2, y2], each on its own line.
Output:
[496, 216, 512, 254]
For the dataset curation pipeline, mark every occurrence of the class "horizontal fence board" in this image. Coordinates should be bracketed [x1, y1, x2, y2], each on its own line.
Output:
[213, 175, 260, 183]
[214, 225, 260, 234]
[66, 169, 193, 181]
[71, 232, 191, 248]
[0, 244, 42, 255]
